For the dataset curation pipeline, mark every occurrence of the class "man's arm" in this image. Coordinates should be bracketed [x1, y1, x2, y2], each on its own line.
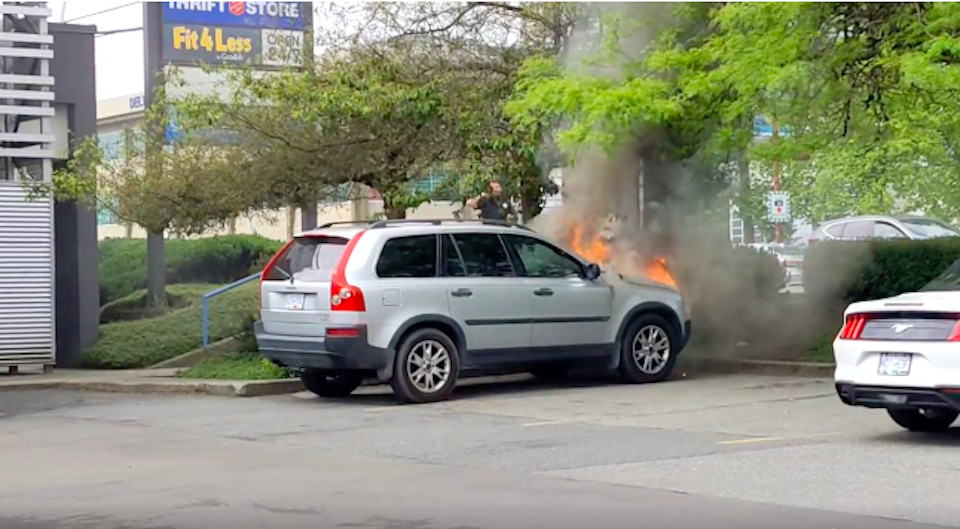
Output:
[466, 193, 487, 209]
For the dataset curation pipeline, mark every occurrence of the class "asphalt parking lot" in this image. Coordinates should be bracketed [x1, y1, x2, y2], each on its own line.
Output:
[1, 372, 958, 529]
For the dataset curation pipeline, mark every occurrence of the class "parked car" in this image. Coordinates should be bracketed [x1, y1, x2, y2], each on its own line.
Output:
[810, 215, 960, 244]
[254, 218, 691, 404]
[834, 258, 960, 432]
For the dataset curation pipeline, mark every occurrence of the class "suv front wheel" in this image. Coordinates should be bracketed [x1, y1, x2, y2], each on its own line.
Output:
[301, 370, 364, 398]
[618, 314, 678, 384]
[390, 328, 461, 404]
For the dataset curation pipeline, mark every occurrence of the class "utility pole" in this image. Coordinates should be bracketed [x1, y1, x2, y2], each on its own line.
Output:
[771, 116, 783, 244]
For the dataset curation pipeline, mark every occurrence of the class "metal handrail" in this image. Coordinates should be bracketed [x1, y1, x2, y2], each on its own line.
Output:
[201, 272, 260, 349]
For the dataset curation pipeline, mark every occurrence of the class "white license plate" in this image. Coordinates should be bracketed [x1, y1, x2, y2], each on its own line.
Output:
[284, 293, 305, 310]
[878, 353, 912, 376]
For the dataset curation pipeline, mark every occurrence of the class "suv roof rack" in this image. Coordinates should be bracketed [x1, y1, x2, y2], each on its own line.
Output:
[368, 218, 534, 232]
[314, 220, 375, 229]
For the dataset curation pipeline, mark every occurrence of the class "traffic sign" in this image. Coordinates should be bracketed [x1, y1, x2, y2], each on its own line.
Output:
[767, 191, 791, 223]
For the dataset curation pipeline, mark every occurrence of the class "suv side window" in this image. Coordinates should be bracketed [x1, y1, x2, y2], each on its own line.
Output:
[376, 235, 438, 278]
[450, 233, 515, 277]
[502, 234, 584, 279]
[874, 222, 907, 239]
[441, 234, 466, 277]
[842, 220, 874, 238]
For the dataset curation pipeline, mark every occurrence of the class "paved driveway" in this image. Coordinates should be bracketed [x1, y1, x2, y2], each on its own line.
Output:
[0, 372, 956, 529]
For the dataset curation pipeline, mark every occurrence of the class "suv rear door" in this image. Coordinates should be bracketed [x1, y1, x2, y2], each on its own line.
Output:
[260, 234, 350, 337]
[442, 232, 532, 358]
[502, 234, 612, 352]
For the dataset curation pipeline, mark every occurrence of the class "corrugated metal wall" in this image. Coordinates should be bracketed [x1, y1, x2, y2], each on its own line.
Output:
[0, 182, 54, 365]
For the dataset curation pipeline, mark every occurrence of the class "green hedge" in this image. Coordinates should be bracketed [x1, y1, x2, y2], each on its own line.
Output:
[84, 282, 259, 369]
[99, 235, 282, 304]
[803, 238, 960, 303]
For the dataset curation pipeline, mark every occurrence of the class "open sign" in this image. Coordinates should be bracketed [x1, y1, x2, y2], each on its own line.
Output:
[260, 28, 303, 67]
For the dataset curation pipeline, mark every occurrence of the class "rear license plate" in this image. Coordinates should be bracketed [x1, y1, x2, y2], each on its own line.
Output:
[285, 293, 305, 310]
[878, 353, 912, 376]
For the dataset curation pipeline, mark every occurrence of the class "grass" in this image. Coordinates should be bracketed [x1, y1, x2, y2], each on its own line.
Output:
[98, 285, 203, 324]
[802, 330, 838, 363]
[178, 352, 291, 380]
[83, 282, 259, 369]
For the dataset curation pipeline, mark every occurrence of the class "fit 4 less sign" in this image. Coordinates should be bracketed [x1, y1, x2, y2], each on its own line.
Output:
[161, 2, 304, 67]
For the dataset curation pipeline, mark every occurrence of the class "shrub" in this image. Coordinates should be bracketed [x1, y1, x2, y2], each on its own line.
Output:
[179, 353, 291, 380]
[803, 238, 960, 304]
[83, 282, 258, 369]
[99, 235, 282, 304]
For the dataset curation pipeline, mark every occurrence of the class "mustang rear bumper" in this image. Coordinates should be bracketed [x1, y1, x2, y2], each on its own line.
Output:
[836, 382, 960, 412]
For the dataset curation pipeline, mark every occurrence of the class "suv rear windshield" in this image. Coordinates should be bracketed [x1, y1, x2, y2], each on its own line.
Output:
[263, 236, 348, 281]
[899, 218, 960, 239]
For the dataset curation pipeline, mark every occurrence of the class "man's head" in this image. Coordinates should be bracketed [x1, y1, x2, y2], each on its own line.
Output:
[488, 181, 502, 197]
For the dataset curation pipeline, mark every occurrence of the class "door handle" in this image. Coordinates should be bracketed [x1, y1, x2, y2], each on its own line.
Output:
[451, 288, 473, 298]
[534, 288, 554, 297]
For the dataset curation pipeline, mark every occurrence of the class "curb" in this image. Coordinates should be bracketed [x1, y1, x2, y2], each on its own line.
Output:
[0, 378, 304, 397]
[680, 356, 835, 378]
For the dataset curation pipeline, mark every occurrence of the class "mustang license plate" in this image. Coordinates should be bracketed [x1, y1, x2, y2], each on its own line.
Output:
[285, 293, 305, 310]
[878, 353, 912, 376]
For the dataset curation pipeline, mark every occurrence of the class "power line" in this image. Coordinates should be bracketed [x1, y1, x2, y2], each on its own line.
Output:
[64, 1, 139, 23]
[96, 26, 143, 37]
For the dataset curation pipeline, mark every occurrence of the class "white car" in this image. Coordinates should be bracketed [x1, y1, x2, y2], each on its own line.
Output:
[834, 259, 960, 431]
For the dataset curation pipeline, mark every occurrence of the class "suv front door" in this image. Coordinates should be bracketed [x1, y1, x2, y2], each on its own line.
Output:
[442, 233, 532, 361]
[502, 234, 613, 355]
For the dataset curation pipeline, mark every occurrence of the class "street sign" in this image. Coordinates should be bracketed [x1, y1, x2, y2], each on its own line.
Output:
[767, 191, 791, 223]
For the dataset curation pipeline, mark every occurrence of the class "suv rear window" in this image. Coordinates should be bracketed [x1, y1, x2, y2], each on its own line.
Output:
[263, 236, 348, 281]
[376, 235, 438, 278]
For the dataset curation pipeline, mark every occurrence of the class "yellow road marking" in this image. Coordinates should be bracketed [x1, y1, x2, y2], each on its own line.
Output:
[718, 436, 781, 445]
[521, 420, 569, 427]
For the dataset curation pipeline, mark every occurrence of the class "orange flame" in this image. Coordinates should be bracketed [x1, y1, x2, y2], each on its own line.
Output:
[565, 222, 677, 288]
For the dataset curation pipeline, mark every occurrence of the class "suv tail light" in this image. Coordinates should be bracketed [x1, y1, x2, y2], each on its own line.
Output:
[259, 239, 294, 309]
[838, 314, 868, 340]
[330, 230, 366, 312]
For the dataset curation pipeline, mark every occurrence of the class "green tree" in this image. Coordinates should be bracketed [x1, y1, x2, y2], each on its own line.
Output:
[29, 103, 258, 307]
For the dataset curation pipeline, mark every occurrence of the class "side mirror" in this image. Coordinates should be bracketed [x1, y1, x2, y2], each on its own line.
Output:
[585, 263, 602, 280]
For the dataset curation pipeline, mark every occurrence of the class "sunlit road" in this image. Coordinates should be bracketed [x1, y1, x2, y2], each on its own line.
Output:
[1, 372, 957, 529]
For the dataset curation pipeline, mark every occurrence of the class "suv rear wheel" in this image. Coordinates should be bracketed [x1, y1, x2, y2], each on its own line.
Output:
[887, 408, 958, 432]
[300, 370, 364, 398]
[390, 328, 460, 404]
[617, 313, 678, 384]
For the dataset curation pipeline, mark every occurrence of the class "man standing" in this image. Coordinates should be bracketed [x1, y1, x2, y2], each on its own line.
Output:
[466, 180, 516, 221]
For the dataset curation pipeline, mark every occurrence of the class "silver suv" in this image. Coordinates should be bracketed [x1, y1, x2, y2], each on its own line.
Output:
[254, 219, 691, 404]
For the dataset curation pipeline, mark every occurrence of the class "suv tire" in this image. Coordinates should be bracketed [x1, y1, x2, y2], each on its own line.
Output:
[617, 313, 678, 384]
[300, 370, 364, 398]
[390, 328, 460, 404]
[887, 408, 958, 432]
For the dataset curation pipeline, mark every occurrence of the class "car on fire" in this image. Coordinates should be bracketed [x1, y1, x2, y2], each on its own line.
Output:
[835, 258, 960, 431]
[254, 218, 691, 404]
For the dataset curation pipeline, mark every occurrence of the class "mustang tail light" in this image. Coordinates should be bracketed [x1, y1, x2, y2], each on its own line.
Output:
[949, 321, 960, 342]
[838, 314, 868, 340]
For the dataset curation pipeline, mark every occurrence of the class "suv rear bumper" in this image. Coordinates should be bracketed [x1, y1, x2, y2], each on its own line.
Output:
[836, 382, 960, 412]
[254, 321, 390, 372]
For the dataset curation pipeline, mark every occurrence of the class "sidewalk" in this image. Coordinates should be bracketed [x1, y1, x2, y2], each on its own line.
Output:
[0, 366, 303, 397]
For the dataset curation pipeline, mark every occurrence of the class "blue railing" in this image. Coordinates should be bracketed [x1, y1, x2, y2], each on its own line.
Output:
[201, 272, 260, 349]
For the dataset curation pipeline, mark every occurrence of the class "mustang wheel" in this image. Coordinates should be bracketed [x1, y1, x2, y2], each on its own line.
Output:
[617, 313, 678, 384]
[390, 328, 460, 404]
[887, 408, 958, 432]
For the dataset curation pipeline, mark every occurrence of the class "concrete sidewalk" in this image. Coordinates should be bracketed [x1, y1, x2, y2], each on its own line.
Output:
[0, 366, 302, 397]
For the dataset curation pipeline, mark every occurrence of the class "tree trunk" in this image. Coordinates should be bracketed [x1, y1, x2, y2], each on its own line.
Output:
[124, 222, 133, 238]
[286, 205, 295, 239]
[738, 152, 755, 244]
[228, 217, 237, 235]
[146, 230, 167, 308]
[301, 202, 318, 232]
[384, 202, 407, 219]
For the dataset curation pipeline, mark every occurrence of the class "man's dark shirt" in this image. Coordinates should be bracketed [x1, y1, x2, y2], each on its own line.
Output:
[477, 196, 513, 220]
